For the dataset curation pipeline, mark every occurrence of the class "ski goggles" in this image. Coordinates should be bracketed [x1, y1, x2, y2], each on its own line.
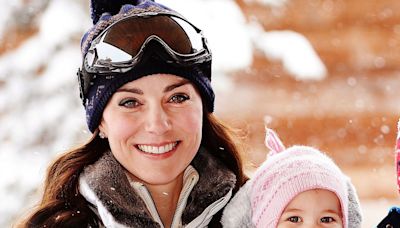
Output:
[83, 13, 211, 75]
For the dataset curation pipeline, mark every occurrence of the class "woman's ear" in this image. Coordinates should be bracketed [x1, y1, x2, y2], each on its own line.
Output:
[98, 119, 108, 139]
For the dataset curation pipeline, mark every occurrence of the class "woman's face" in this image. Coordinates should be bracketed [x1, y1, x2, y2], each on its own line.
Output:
[277, 189, 343, 228]
[99, 74, 203, 185]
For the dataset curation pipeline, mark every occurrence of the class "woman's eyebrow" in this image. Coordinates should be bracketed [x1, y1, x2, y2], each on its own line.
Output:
[164, 80, 190, 92]
[115, 80, 190, 94]
[116, 88, 143, 94]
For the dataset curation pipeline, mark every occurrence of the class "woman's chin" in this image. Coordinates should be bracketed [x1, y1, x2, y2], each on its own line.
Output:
[127, 169, 183, 186]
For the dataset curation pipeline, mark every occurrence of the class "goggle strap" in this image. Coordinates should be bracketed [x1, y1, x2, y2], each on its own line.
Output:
[77, 68, 86, 105]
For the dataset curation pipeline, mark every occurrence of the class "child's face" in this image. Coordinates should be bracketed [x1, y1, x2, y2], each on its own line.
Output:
[277, 189, 343, 228]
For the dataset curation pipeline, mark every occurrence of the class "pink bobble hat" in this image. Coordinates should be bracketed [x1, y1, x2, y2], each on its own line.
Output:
[250, 128, 349, 228]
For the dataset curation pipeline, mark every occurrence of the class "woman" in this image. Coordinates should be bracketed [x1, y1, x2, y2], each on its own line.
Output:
[21, 0, 247, 227]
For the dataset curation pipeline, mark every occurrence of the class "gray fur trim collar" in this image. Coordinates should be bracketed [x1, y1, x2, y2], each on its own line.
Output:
[79, 148, 236, 227]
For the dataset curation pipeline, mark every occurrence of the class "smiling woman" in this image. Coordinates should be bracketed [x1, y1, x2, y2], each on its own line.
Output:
[100, 75, 203, 187]
[18, 0, 247, 227]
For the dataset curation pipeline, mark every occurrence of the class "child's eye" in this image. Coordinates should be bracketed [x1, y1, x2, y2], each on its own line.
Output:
[287, 216, 302, 223]
[169, 93, 189, 104]
[119, 98, 141, 108]
[320, 217, 335, 223]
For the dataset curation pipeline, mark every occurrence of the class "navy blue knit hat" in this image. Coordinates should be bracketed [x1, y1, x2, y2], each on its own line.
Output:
[79, 0, 214, 133]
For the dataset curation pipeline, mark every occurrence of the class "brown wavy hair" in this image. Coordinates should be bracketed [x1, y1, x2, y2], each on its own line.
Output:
[18, 113, 247, 227]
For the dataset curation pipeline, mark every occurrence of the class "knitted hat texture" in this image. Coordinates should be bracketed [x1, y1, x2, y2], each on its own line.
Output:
[250, 128, 349, 227]
[80, 0, 214, 132]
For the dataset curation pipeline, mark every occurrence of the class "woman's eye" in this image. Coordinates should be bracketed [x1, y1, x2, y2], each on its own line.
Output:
[320, 217, 335, 223]
[287, 216, 301, 223]
[119, 98, 141, 108]
[169, 94, 189, 104]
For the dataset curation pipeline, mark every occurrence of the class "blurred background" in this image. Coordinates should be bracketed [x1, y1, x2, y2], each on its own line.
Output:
[0, 0, 399, 227]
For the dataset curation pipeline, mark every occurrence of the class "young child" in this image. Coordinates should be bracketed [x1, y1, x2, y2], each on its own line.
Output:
[222, 128, 363, 228]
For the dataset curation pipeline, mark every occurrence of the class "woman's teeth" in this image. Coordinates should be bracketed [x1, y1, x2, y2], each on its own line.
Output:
[137, 142, 178, 154]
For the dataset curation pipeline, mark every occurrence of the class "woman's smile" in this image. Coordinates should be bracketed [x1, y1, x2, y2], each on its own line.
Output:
[134, 141, 181, 160]
[136, 141, 179, 154]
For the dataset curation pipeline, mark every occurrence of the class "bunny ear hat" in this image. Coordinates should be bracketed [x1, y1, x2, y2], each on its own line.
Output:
[221, 127, 362, 228]
[250, 128, 350, 228]
[264, 127, 286, 156]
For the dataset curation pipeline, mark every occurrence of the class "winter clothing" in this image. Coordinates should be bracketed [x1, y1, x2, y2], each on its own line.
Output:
[377, 206, 400, 228]
[221, 181, 253, 228]
[396, 118, 400, 193]
[79, 0, 214, 132]
[79, 147, 236, 227]
[221, 128, 363, 228]
[251, 149, 349, 226]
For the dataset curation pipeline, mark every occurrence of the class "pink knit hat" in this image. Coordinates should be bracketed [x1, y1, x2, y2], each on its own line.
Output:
[250, 128, 349, 228]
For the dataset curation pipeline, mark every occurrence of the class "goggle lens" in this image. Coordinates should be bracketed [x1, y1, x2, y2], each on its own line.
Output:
[84, 15, 209, 73]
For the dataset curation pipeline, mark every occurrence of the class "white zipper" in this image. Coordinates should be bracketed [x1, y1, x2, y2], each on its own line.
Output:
[131, 182, 165, 228]
[128, 166, 199, 228]
[170, 166, 199, 228]
[127, 167, 232, 228]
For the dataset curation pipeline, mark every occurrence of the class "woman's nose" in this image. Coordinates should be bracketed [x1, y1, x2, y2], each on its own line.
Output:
[144, 104, 171, 135]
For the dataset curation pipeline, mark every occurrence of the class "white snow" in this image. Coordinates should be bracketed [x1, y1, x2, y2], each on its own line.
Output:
[0, 1, 23, 37]
[0, 0, 89, 226]
[245, 0, 288, 7]
[249, 23, 327, 80]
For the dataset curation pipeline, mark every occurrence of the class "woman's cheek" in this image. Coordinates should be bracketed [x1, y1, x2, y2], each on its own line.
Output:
[178, 106, 203, 130]
[110, 115, 140, 139]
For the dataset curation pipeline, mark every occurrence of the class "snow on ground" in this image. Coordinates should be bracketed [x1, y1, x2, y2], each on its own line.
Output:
[0, 0, 330, 226]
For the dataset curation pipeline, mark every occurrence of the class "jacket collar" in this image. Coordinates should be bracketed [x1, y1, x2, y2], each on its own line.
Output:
[79, 148, 236, 227]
